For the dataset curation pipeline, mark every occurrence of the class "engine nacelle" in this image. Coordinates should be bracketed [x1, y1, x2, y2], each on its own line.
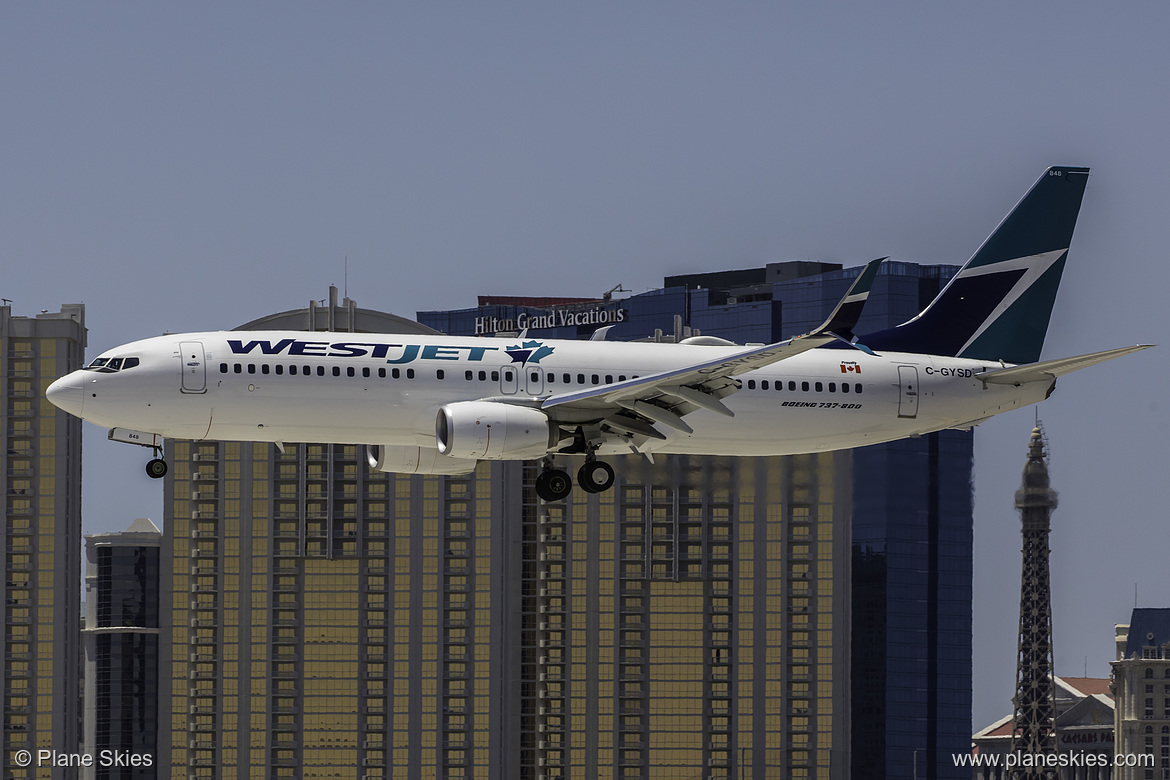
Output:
[366, 444, 478, 475]
[436, 401, 555, 461]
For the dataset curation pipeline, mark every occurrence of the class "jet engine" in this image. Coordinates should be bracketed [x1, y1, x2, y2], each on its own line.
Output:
[366, 444, 478, 475]
[436, 401, 555, 460]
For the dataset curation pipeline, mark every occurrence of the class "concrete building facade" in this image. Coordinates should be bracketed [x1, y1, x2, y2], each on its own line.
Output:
[2, 302, 86, 779]
[1111, 609, 1170, 780]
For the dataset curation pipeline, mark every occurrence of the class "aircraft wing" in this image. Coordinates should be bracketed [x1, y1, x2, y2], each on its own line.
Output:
[975, 344, 1154, 386]
[540, 258, 884, 439]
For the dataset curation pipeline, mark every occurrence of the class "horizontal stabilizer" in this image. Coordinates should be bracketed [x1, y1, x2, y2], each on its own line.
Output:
[976, 345, 1154, 385]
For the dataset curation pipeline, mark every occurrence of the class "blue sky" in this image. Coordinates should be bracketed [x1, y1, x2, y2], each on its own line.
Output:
[4, 2, 1167, 729]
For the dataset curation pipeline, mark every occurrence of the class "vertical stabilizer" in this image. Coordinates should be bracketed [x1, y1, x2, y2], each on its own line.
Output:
[861, 167, 1089, 364]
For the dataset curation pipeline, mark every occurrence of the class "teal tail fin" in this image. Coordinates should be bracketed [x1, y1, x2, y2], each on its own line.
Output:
[861, 167, 1089, 364]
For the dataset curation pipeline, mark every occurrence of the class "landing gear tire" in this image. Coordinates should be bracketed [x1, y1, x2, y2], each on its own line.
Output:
[535, 469, 573, 502]
[146, 458, 168, 479]
[577, 460, 615, 494]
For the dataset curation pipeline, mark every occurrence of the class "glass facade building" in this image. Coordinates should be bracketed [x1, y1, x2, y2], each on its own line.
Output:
[83, 517, 163, 780]
[1, 303, 86, 780]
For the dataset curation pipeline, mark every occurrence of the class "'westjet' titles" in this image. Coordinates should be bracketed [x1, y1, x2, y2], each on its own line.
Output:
[228, 339, 502, 363]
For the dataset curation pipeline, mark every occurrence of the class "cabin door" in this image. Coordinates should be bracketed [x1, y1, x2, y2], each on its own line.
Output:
[897, 365, 919, 419]
[180, 341, 207, 394]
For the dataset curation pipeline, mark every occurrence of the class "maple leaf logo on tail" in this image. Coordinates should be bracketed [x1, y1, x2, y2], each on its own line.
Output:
[505, 340, 555, 365]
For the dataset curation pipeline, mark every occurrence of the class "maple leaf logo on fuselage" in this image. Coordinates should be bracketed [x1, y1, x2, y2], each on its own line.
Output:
[505, 340, 555, 365]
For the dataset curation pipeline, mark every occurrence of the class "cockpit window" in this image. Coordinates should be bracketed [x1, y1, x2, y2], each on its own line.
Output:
[83, 356, 140, 372]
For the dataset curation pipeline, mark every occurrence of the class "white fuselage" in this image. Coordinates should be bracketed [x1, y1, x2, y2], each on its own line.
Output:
[49, 331, 1050, 458]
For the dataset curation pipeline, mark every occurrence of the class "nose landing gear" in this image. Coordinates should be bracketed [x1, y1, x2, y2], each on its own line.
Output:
[146, 443, 168, 479]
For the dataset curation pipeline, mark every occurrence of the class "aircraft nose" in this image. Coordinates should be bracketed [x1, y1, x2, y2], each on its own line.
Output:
[46, 372, 85, 417]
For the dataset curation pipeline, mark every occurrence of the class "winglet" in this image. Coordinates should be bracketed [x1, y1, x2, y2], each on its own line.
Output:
[808, 257, 885, 340]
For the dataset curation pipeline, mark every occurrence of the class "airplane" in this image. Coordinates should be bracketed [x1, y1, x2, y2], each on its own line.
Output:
[47, 166, 1152, 501]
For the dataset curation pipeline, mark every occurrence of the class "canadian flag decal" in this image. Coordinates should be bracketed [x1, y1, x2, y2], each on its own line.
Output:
[840, 361, 861, 374]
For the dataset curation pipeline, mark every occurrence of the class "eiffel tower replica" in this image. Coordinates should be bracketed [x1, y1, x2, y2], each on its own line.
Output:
[1009, 425, 1059, 778]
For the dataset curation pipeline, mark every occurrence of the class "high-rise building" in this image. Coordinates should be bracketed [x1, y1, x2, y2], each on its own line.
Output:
[1110, 608, 1170, 780]
[158, 289, 542, 779]
[1, 302, 87, 779]
[83, 517, 163, 780]
[514, 453, 852, 779]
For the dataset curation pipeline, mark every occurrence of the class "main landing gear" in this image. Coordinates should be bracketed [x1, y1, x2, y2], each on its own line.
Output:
[534, 457, 615, 502]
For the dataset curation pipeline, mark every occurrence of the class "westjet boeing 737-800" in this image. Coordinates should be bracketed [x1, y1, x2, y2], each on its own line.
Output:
[47, 166, 1151, 500]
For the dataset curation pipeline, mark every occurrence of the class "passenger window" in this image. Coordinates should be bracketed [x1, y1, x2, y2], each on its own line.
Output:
[747, 380, 756, 390]
[465, 370, 473, 381]
[577, 374, 585, 384]
[478, 371, 486, 381]
[220, 363, 228, 374]
[855, 383, 863, 394]
[303, 365, 310, 375]
[276, 365, 284, 375]
[234, 364, 242, 374]
[392, 368, 401, 379]
[828, 382, 835, 393]
[248, 364, 256, 374]
[287, 365, 296, 375]
[619, 375, 626, 382]
[406, 369, 415, 379]
[547, 373, 555, 384]
[436, 370, 445, 380]
[531, 372, 539, 382]
[591, 374, 599, 385]
[347, 367, 355, 377]
[605, 375, 613, 383]
[362, 367, 370, 378]
[788, 381, 796, 391]
[503, 370, 513, 382]
[563, 374, 571, 384]
[332, 366, 340, 377]
[378, 368, 386, 378]
[815, 382, 823, 392]
[761, 380, 769, 390]
[491, 371, 499, 381]
[262, 364, 270, 375]
[841, 382, 849, 393]
[801, 381, 809, 392]
[317, 366, 325, 376]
